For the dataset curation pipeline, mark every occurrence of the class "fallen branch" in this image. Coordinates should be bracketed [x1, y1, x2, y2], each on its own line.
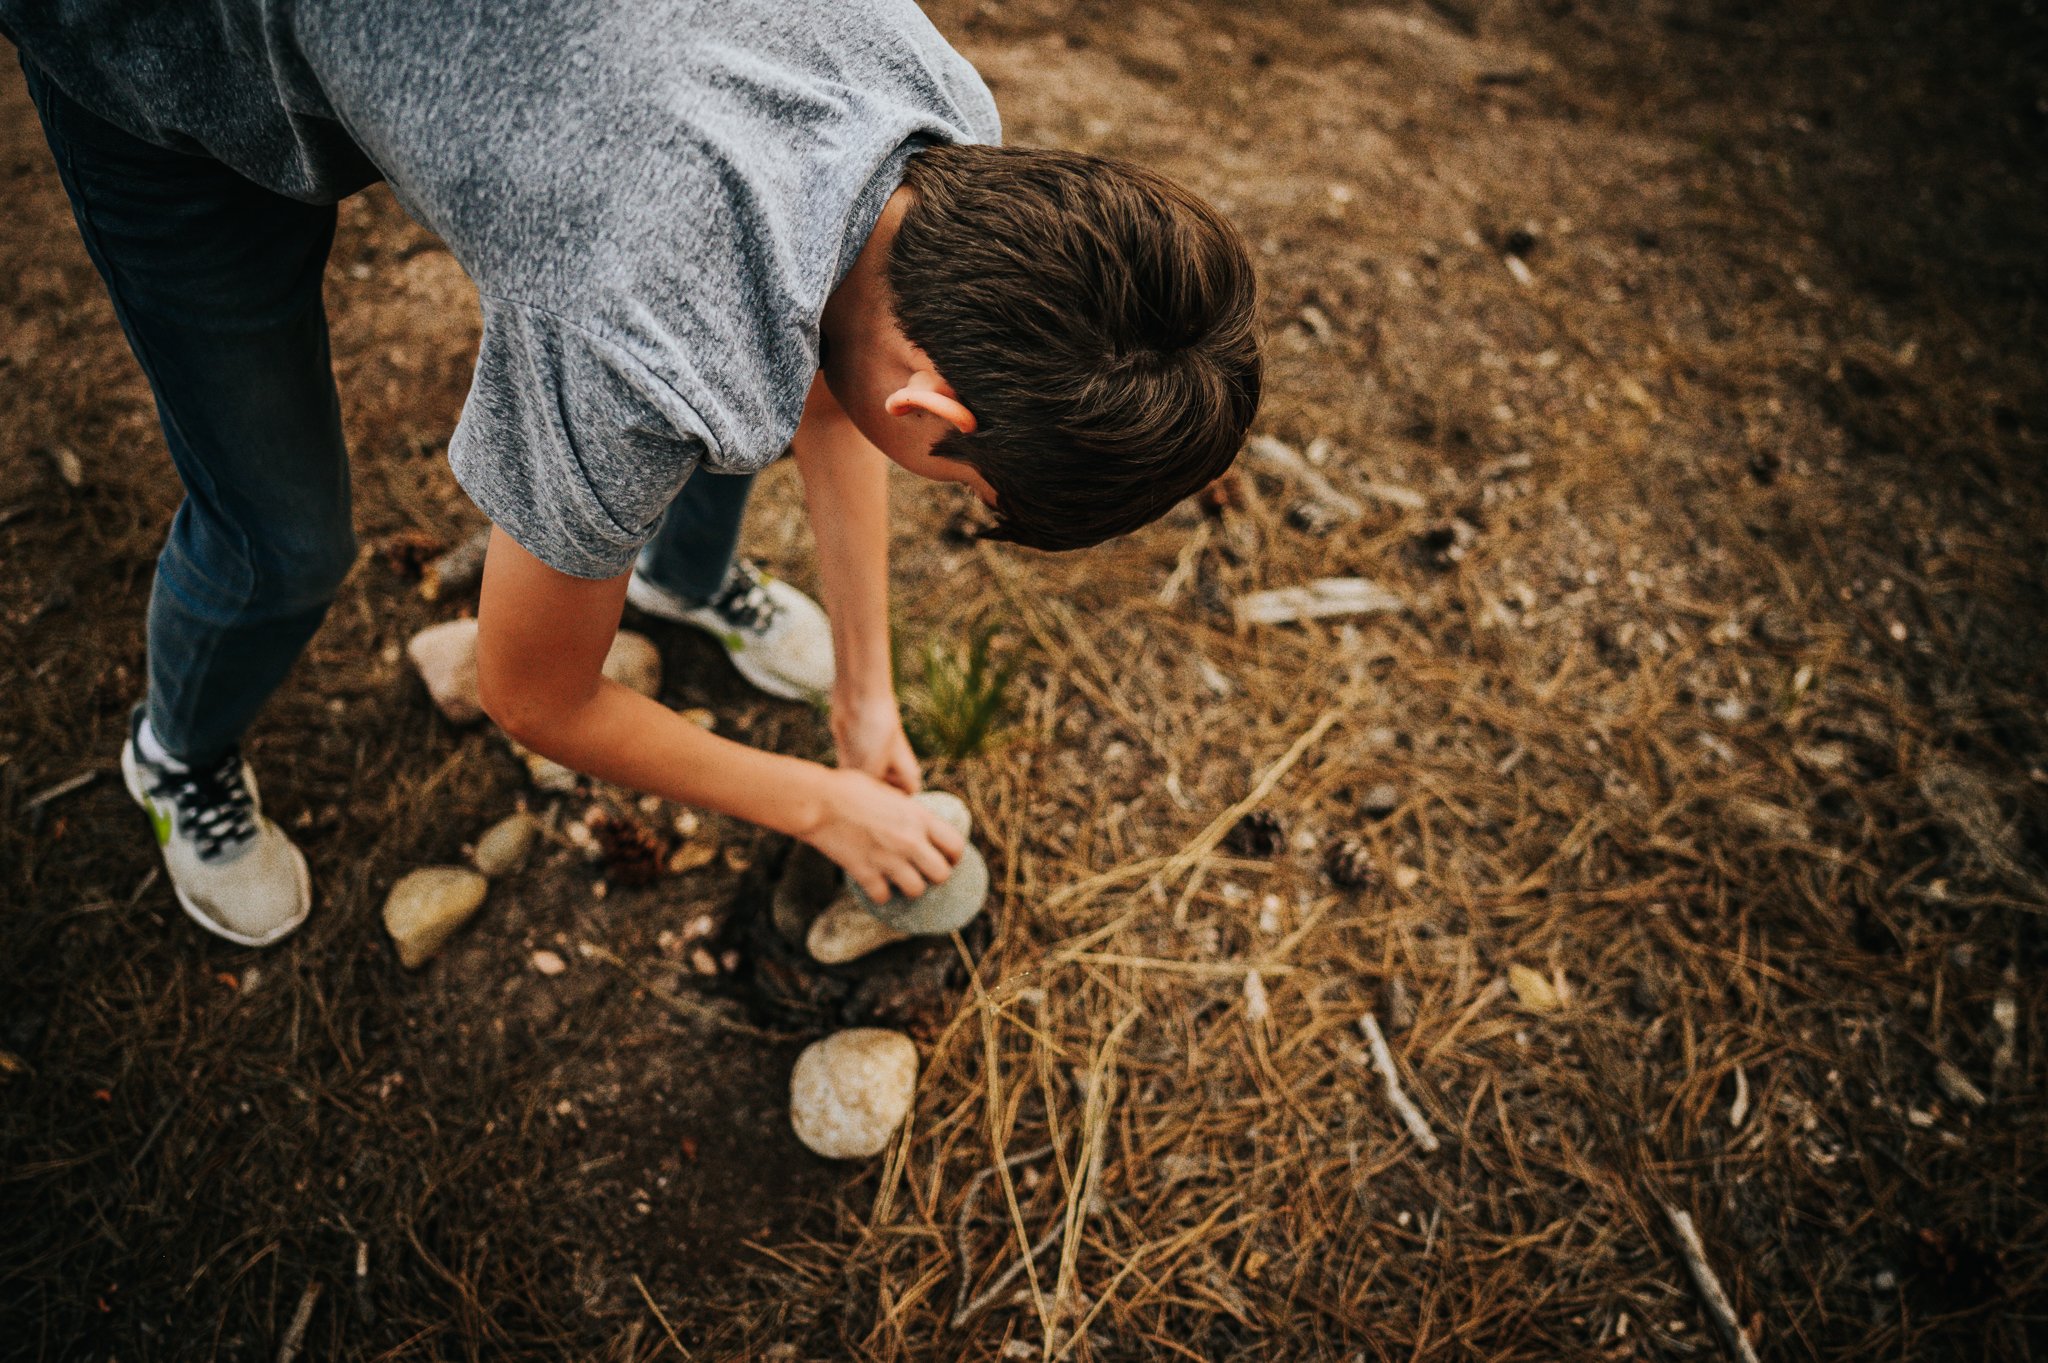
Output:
[1662, 1204, 1762, 1363]
[1357, 1012, 1440, 1152]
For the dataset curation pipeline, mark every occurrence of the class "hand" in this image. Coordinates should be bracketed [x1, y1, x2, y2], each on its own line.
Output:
[800, 767, 965, 903]
[832, 690, 922, 795]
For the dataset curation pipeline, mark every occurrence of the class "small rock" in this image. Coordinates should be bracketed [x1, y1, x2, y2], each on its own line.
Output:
[689, 946, 720, 976]
[602, 630, 662, 698]
[382, 867, 489, 969]
[1508, 964, 1562, 1013]
[518, 745, 581, 793]
[678, 707, 716, 730]
[1392, 864, 1423, 891]
[530, 948, 567, 976]
[1360, 783, 1402, 818]
[406, 618, 483, 724]
[789, 1029, 919, 1159]
[808, 896, 913, 964]
[471, 813, 539, 878]
[46, 444, 85, 489]
[666, 840, 719, 874]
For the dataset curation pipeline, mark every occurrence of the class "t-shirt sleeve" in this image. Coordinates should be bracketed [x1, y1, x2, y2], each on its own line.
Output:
[448, 298, 709, 579]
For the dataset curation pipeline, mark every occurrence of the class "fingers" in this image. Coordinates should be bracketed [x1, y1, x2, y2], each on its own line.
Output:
[927, 816, 967, 865]
[855, 872, 894, 903]
[909, 840, 954, 887]
[884, 863, 929, 900]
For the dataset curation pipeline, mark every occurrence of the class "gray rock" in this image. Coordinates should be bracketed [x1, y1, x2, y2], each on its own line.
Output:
[850, 842, 990, 935]
[382, 867, 489, 969]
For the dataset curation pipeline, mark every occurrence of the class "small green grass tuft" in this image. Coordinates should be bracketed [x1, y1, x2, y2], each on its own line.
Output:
[900, 624, 1018, 762]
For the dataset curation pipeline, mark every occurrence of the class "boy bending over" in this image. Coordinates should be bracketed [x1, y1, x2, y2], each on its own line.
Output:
[4, 0, 1262, 945]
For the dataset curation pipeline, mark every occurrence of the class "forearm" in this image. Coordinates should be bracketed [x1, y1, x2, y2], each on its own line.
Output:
[793, 382, 894, 703]
[476, 526, 832, 835]
[511, 679, 830, 837]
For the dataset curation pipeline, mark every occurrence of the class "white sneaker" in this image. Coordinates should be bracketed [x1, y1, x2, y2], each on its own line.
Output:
[626, 559, 835, 703]
[120, 709, 312, 948]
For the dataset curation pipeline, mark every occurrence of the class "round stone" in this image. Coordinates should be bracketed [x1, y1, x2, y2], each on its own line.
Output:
[471, 813, 539, 878]
[382, 866, 489, 969]
[602, 630, 662, 698]
[789, 1029, 919, 1159]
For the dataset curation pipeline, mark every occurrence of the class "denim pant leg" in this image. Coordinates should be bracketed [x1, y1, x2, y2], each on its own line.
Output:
[24, 62, 357, 767]
[635, 468, 758, 605]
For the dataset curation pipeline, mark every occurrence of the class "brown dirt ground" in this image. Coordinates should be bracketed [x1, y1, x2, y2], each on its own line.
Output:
[3, 1, 2046, 1360]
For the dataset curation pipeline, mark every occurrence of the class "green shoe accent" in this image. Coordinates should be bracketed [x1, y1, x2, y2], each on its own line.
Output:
[147, 799, 173, 847]
[719, 629, 745, 653]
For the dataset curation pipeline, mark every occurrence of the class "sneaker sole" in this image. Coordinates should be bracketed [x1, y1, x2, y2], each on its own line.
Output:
[120, 741, 313, 949]
[625, 572, 827, 704]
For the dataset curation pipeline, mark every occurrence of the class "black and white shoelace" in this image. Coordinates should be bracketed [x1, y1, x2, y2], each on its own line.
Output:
[154, 752, 258, 861]
[709, 562, 780, 635]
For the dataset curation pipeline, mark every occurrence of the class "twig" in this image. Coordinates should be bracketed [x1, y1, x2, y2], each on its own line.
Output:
[953, 1220, 1066, 1329]
[23, 769, 98, 813]
[1661, 1205, 1762, 1363]
[1167, 708, 1341, 922]
[950, 1144, 1058, 1325]
[275, 1282, 321, 1363]
[1357, 1012, 1440, 1152]
[632, 1273, 692, 1359]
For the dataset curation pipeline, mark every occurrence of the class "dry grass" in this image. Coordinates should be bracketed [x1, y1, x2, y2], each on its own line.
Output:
[3, 0, 2045, 1360]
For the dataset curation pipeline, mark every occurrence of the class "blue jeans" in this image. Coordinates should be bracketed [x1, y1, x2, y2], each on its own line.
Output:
[25, 60, 751, 766]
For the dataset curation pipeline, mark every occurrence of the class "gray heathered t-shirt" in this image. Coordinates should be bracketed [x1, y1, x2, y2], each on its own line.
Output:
[3, 0, 1001, 577]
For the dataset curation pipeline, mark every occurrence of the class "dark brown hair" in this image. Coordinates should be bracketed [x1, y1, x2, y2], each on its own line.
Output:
[887, 144, 1262, 551]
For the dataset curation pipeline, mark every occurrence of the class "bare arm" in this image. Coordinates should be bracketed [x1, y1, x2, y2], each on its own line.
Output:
[474, 527, 960, 897]
[792, 375, 922, 792]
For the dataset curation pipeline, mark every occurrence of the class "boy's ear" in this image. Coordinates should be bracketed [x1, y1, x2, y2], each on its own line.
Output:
[884, 369, 978, 435]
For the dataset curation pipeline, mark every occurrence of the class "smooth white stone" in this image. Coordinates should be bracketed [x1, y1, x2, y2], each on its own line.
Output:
[382, 866, 488, 969]
[789, 1029, 918, 1159]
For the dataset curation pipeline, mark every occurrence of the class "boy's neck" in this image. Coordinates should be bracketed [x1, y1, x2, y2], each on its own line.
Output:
[821, 185, 912, 351]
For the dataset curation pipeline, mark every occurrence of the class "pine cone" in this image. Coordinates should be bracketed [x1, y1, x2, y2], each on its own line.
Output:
[587, 808, 668, 888]
[1324, 838, 1376, 889]
[1224, 810, 1287, 859]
